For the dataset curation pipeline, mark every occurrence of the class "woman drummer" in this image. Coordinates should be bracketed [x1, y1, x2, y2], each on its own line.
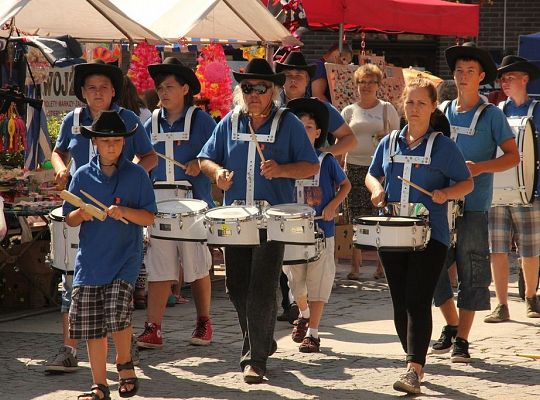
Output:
[136, 57, 217, 349]
[365, 77, 473, 394]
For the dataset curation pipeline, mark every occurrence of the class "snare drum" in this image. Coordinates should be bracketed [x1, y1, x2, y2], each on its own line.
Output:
[48, 207, 80, 272]
[264, 204, 316, 244]
[353, 216, 430, 251]
[204, 206, 261, 246]
[150, 199, 208, 241]
[282, 231, 326, 265]
[492, 117, 538, 206]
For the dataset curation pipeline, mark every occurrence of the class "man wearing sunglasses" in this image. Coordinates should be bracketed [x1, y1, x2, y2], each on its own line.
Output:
[275, 51, 357, 157]
[198, 58, 319, 384]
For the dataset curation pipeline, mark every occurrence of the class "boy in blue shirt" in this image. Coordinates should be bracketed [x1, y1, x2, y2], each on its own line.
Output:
[64, 110, 156, 400]
[284, 98, 351, 353]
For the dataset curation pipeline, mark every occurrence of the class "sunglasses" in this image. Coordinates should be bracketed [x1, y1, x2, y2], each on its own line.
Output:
[240, 83, 271, 95]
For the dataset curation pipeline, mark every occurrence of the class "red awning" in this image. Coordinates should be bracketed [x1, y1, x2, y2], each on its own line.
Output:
[302, 0, 479, 37]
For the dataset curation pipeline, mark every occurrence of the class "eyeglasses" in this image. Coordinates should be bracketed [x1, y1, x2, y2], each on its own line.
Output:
[240, 83, 271, 95]
[357, 80, 379, 86]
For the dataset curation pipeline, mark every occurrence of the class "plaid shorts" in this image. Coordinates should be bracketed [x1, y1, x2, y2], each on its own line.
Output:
[69, 279, 134, 340]
[488, 200, 540, 257]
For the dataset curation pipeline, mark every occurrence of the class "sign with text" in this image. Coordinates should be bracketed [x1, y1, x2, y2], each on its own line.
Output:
[40, 67, 84, 119]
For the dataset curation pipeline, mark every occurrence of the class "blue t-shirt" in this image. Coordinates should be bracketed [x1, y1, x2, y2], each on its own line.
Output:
[63, 155, 157, 286]
[444, 99, 514, 211]
[198, 107, 319, 205]
[297, 151, 347, 238]
[369, 127, 470, 247]
[55, 104, 153, 174]
[501, 98, 540, 196]
[144, 107, 216, 206]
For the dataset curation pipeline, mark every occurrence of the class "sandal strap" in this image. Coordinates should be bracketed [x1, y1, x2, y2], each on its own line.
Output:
[119, 377, 139, 386]
[116, 360, 134, 371]
[78, 384, 110, 400]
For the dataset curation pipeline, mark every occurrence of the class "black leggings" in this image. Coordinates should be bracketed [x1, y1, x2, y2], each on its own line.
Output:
[379, 240, 448, 367]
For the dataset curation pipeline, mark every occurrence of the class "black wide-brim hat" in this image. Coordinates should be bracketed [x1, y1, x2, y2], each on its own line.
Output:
[497, 55, 540, 81]
[445, 42, 497, 85]
[148, 57, 201, 95]
[275, 51, 316, 79]
[73, 60, 123, 103]
[233, 58, 286, 86]
[287, 97, 329, 148]
[80, 110, 137, 139]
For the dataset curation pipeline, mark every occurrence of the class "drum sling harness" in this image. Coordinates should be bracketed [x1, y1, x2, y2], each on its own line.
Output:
[439, 100, 491, 141]
[295, 152, 330, 204]
[388, 129, 440, 216]
[231, 105, 287, 206]
[498, 99, 539, 118]
[151, 106, 198, 185]
[72, 107, 96, 165]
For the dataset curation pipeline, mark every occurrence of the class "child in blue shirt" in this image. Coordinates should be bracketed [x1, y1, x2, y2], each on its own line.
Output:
[283, 98, 351, 353]
[64, 110, 156, 400]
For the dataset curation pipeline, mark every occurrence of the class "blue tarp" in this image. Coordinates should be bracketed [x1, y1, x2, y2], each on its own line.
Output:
[518, 32, 540, 96]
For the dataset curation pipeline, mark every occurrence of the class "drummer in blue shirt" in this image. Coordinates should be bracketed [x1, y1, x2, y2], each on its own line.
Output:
[64, 110, 156, 400]
[198, 58, 319, 384]
[136, 57, 217, 350]
[366, 77, 473, 394]
[484, 55, 540, 322]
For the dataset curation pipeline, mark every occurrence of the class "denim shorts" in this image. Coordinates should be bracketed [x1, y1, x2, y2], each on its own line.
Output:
[61, 273, 73, 313]
[433, 212, 491, 311]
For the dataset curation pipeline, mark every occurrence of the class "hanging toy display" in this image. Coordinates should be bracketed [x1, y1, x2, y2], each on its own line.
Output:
[195, 44, 233, 120]
[128, 42, 162, 95]
[0, 102, 27, 154]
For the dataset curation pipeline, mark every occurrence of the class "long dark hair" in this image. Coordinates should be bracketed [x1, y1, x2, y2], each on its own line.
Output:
[118, 75, 145, 115]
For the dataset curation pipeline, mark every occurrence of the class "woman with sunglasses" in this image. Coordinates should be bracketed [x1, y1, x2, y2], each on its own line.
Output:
[199, 58, 320, 384]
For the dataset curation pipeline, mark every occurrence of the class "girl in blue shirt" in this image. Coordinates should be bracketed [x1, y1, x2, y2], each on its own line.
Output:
[366, 78, 473, 395]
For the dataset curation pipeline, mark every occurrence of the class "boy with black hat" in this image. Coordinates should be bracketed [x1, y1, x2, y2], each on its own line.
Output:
[47, 59, 156, 373]
[431, 43, 519, 362]
[484, 55, 540, 322]
[136, 57, 217, 349]
[284, 97, 351, 353]
[64, 110, 156, 400]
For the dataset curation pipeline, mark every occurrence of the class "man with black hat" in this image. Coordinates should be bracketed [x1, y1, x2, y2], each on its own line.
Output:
[64, 110, 156, 400]
[484, 55, 540, 323]
[431, 43, 519, 363]
[275, 51, 357, 156]
[198, 58, 319, 383]
[47, 59, 156, 373]
[136, 57, 217, 350]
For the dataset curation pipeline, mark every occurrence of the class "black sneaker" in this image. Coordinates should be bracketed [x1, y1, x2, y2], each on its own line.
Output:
[277, 303, 299, 324]
[431, 325, 457, 354]
[451, 337, 472, 363]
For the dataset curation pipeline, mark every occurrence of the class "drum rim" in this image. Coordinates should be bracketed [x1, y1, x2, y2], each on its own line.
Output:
[354, 216, 426, 226]
[156, 198, 208, 216]
[205, 205, 260, 221]
[265, 203, 315, 217]
[49, 207, 65, 222]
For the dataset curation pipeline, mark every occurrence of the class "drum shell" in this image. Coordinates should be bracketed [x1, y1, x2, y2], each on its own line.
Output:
[353, 216, 430, 251]
[204, 206, 260, 247]
[282, 232, 326, 265]
[265, 204, 316, 245]
[149, 199, 208, 241]
[48, 207, 80, 272]
[492, 117, 538, 206]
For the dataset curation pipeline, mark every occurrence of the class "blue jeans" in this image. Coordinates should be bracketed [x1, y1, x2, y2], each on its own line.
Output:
[61, 273, 74, 313]
[224, 232, 284, 374]
[433, 212, 491, 311]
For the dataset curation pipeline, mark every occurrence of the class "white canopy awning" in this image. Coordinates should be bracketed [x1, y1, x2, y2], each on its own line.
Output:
[0, 0, 165, 42]
[112, 0, 301, 46]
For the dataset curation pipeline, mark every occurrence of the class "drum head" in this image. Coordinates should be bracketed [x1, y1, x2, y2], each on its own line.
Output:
[49, 207, 65, 221]
[157, 199, 207, 215]
[265, 203, 315, 218]
[356, 216, 423, 226]
[205, 206, 259, 220]
[519, 118, 537, 202]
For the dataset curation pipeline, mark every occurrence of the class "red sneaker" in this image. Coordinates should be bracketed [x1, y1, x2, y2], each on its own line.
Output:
[190, 317, 212, 346]
[136, 322, 163, 349]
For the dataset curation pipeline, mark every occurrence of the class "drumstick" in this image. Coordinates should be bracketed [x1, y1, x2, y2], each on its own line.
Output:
[398, 176, 433, 198]
[60, 190, 107, 221]
[248, 123, 266, 162]
[516, 354, 540, 360]
[156, 152, 187, 170]
[80, 189, 129, 224]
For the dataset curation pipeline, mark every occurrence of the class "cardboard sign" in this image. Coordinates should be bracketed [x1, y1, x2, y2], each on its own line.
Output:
[40, 66, 84, 119]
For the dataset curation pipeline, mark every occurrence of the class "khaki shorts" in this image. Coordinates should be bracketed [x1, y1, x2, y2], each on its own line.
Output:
[283, 237, 336, 303]
[145, 238, 212, 283]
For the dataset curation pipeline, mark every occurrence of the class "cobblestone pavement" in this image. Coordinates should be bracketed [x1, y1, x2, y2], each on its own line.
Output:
[0, 256, 538, 399]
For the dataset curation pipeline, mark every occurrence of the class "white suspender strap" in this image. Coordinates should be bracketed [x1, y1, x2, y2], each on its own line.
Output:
[151, 108, 160, 138]
[71, 107, 94, 162]
[498, 101, 505, 112]
[527, 100, 539, 118]
[295, 152, 329, 204]
[443, 100, 489, 141]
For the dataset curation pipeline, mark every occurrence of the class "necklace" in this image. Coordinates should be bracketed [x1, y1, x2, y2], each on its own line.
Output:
[407, 133, 427, 149]
[100, 161, 116, 167]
